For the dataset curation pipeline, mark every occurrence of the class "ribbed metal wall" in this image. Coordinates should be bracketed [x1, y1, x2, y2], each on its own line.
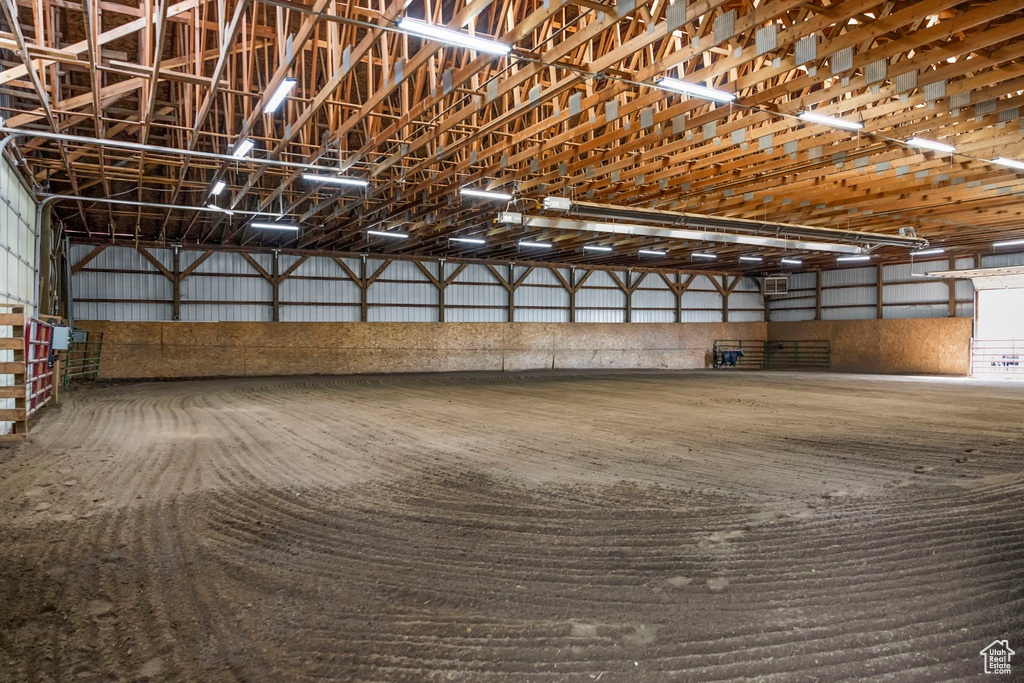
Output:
[69, 246, 773, 325]
[764, 253, 1024, 322]
[1, 157, 37, 435]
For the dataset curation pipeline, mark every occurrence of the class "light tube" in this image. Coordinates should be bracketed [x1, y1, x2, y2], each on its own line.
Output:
[519, 240, 551, 248]
[692, 253, 717, 259]
[210, 180, 226, 195]
[739, 255, 763, 262]
[367, 230, 409, 239]
[905, 137, 955, 154]
[264, 78, 297, 114]
[461, 188, 513, 200]
[837, 255, 871, 262]
[798, 111, 864, 131]
[993, 238, 1024, 248]
[302, 173, 369, 187]
[231, 137, 256, 158]
[991, 157, 1024, 170]
[653, 77, 736, 102]
[206, 203, 235, 216]
[449, 237, 486, 245]
[250, 222, 299, 230]
[911, 248, 945, 256]
[397, 18, 511, 55]
[780, 258, 803, 265]
[583, 245, 612, 252]
[638, 249, 667, 256]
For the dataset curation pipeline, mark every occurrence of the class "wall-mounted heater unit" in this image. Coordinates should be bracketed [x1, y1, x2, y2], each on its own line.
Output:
[763, 276, 789, 296]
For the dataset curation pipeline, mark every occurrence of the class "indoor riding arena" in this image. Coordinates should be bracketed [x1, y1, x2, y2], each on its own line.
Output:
[1, 0, 1022, 681]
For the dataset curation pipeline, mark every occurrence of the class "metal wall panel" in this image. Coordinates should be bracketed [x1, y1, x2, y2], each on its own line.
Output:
[823, 306, 876, 320]
[367, 303, 438, 322]
[280, 276, 360, 304]
[632, 286, 674, 310]
[182, 275, 271, 303]
[75, 302, 172, 322]
[822, 286, 874, 307]
[822, 265, 876, 286]
[633, 309, 674, 323]
[447, 307, 506, 323]
[181, 304, 273, 322]
[771, 308, 814, 322]
[729, 292, 762, 314]
[884, 282, 947, 304]
[280, 305, 360, 322]
[680, 309, 722, 323]
[729, 310, 764, 322]
[368, 280, 438, 306]
[982, 252, 1024, 267]
[884, 304, 947, 319]
[788, 272, 817, 290]
[575, 307, 624, 323]
[515, 307, 570, 322]
[884, 259, 948, 280]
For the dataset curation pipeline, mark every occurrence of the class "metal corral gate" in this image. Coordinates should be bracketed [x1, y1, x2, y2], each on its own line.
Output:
[62, 330, 104, 386]
[971, 339, 1024, 376]
[714, 340, 832, 370]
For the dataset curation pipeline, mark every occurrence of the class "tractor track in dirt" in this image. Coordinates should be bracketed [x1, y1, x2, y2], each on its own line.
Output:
[0, 370, 1022, 681]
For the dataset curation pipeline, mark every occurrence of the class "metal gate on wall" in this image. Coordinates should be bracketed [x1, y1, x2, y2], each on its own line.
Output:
[714, 340, 832, 370]
[971, 339, 1024, 376]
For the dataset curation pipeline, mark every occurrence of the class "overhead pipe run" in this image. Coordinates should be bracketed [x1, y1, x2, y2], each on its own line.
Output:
[540, 198, 930, 250]
[498, 213, 869, 255]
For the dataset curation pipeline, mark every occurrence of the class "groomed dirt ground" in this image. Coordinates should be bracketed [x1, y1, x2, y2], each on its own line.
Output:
[0, 370, 1022, 681]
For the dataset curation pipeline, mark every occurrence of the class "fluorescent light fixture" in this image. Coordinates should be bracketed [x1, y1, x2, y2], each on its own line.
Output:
[210, 180, 226, 195]
[692, 252, 717, 259]
[993, 238, 1024, 248]
[449, 237, 486, 245]
[367, 229, 409, 239]
[583, 245, 612, 252]
[638, 249, 667, 256]
[992, 157, 1024, 170]
[206, 203, 235, 216]
[911, 248, 945, 256]
[653, 77, 736, 103]
[396, 18, 511, 55]
[250, 222, 299, 230]
[905, 137, 955, 154]
[739, 255, 764, 262]
[302, 173, 369, 187]
[264, 77, 297, 114]
[461, 188, 513, 200]
[231, 137, 256, 158]
[780, 258, 803, 265]
[519, 240, 551, 248]
[798, 111, 864, 131]
[837, 255, 871, 262]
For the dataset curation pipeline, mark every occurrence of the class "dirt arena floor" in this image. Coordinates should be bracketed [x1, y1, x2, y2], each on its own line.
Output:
[0, 370, 1022, 681]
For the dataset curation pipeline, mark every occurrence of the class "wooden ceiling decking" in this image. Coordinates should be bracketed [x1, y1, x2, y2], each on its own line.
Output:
[3, 0, 1023, 271]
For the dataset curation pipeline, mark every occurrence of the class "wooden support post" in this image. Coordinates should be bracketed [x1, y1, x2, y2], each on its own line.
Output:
[814, 269, 822, 321]
[609, 270, 646, 323]
[876, 263, 884, 320]
[947, 279, 957, 317]
[508, 263, 515, 323]
[416, 260, 466, 323]
[568, 268, 576, 323]
[271, 252, 280, 322]
[360, 257, 368, 322]
[172, 249, 181, 321]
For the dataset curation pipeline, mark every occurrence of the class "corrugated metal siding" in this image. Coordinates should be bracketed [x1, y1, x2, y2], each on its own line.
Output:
[982, 252, 1024, 267]
[1, 159, 37, 435]
[884, 304, 947, 319]
[822, 266, 876, 286]
[181, 304, 273, 322]
[822, 286, 874, 307]
[772, 308, 815, 322]
[280, 306, 360, 322]
[884, 281, 947, 304]
[577, 270, 625, 321]
[823, 306, 876, 320]
[75, 302, 173, 321]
